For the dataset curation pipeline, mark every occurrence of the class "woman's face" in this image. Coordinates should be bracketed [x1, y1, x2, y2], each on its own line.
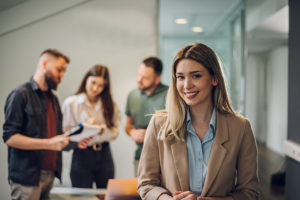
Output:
[175, 59, 217, 109]
[85, 76, 105, 101]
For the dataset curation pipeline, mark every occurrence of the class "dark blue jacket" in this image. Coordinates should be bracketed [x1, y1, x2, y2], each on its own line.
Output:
[2, 77, 63, 186]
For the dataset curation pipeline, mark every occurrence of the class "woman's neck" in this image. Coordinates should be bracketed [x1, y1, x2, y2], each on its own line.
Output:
[86, 94, 99, 107]
[189, 102, 213, 123]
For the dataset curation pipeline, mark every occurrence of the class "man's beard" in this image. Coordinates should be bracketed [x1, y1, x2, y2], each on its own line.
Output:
[45, 73, 58, 90]
[139, 82, 156, 93]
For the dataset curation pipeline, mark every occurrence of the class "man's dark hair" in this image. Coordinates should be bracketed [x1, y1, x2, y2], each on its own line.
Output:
[40, 49, 70, 64]
[142, 57, 163, 75]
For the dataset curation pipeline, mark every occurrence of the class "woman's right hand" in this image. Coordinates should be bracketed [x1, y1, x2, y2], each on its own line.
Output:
[77, 137, 92, 149]
[172, 191, 198, 200]
[86, 117, 98, 125]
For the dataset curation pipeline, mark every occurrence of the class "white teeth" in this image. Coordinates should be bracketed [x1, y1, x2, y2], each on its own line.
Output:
[185, 92, 198, 97]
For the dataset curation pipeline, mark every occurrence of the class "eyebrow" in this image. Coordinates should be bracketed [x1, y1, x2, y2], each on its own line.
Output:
[176, 70, 202, 74]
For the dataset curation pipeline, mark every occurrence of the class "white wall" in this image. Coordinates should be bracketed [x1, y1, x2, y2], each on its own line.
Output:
[245, 53, 267, 142]
[0, 0, 157, 198]
[245, 46, 288, 155]
[265, 46, 288, 154]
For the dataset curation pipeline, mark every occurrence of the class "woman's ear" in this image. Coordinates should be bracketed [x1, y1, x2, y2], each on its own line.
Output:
[212, 76, 218, 86]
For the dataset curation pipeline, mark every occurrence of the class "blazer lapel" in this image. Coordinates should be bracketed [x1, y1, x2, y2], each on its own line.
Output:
[201, 112, 229, 196]
[170, 138, 190, 191]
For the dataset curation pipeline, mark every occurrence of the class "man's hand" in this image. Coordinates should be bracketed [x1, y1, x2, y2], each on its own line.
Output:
[47, 134, 70, 151]
[77, 137, 92, 149]
[129, 129, 146, 143]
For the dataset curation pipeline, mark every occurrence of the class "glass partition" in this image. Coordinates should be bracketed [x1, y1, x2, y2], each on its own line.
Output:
[159, 0, 245, 113]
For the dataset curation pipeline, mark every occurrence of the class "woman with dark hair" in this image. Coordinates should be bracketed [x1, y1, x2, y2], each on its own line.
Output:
[62, 64, 120, 188]
[138, 43, 259, 199]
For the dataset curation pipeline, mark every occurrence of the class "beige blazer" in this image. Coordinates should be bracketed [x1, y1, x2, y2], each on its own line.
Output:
[137, 111, 259, 200]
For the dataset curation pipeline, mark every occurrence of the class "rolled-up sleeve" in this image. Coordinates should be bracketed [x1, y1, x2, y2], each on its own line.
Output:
[3, 90, 25, 142]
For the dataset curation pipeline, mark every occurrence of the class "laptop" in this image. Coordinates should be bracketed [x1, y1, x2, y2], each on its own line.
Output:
[104, 178, 141, 200]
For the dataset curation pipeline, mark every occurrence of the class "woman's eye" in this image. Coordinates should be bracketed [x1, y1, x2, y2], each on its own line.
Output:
[176, 76, 184, 80]
[193, 74, 201, 78]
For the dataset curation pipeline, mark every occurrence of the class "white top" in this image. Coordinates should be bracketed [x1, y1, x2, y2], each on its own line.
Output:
[62, 93, 121, 146]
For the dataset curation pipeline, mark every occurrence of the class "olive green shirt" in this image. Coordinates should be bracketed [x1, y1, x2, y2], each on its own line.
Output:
[125, 83, 168, 160]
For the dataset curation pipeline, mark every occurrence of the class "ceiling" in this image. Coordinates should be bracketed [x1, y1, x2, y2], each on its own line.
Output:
[246, 5, 288, 52]
[0, 0, 288, 52]
[159, 0, 241, 37]
[158, 0, 288, 52]
[0, 0, 26, 12]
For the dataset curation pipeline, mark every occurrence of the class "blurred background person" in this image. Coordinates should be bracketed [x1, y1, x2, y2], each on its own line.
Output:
[2, 49, 89, 200]
[62, 64, 120, 188]
[125, 57, 168, 176]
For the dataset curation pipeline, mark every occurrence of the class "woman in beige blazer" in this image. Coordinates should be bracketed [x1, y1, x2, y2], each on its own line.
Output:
[138, 43, 259, 200]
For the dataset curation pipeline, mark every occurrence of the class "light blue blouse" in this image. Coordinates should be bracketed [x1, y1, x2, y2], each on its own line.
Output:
[186, 108, 216, 196]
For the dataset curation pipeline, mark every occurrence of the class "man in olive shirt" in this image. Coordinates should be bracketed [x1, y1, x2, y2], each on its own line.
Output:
[125, 57, 168, 176]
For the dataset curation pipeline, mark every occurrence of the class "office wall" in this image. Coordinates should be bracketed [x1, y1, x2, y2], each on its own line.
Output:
[245, 46, 288, 155]
[245, 53, 267, 143]
[265, 47, 288, 154]
[0, 0, 157, 198]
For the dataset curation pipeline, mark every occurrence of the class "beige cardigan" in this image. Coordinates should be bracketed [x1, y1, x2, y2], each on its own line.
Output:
[137, 111, 259, 200]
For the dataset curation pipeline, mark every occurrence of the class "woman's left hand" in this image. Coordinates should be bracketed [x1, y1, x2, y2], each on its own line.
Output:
[197, 197, 233, 200]
[77, 137, 92, 149]
[173, 191, 198, 200]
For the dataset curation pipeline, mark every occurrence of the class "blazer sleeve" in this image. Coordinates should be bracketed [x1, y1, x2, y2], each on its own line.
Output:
[230, 120, 260, 200]
[137, 115, 170, 200]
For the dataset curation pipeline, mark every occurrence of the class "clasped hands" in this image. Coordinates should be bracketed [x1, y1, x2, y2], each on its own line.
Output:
[172, 191, 223, 200]
[129, 128, 146, 143]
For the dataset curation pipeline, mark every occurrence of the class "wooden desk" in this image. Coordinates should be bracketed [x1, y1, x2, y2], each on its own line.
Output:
[50, 187, 106, 200]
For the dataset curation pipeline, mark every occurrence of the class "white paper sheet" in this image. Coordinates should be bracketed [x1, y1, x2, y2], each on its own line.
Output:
[69, 123, 106, 142]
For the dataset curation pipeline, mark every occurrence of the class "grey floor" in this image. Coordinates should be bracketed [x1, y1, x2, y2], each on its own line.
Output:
[257, 143, 285, 200]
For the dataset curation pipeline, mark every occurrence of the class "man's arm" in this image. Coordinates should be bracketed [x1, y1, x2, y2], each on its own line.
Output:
[125, 116, 146, 143]
[6, 133, 69, 151]
[125, 116, 134, 135]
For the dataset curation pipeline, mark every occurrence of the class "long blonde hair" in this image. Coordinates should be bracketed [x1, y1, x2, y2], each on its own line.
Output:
[159, 43, 235, 141]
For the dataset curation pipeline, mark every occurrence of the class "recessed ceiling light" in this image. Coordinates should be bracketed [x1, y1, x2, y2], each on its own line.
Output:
[175, 18, 187, 24]
[192, 26, 203, 32]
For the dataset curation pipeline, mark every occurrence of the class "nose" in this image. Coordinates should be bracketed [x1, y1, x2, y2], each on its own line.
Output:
[92, 84, 98, 92]
[137, 75, 142, 83]
[184, 78, 193, 90]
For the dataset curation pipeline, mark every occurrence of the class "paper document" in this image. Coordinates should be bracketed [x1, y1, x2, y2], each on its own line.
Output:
[69, 123, 106, 142]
